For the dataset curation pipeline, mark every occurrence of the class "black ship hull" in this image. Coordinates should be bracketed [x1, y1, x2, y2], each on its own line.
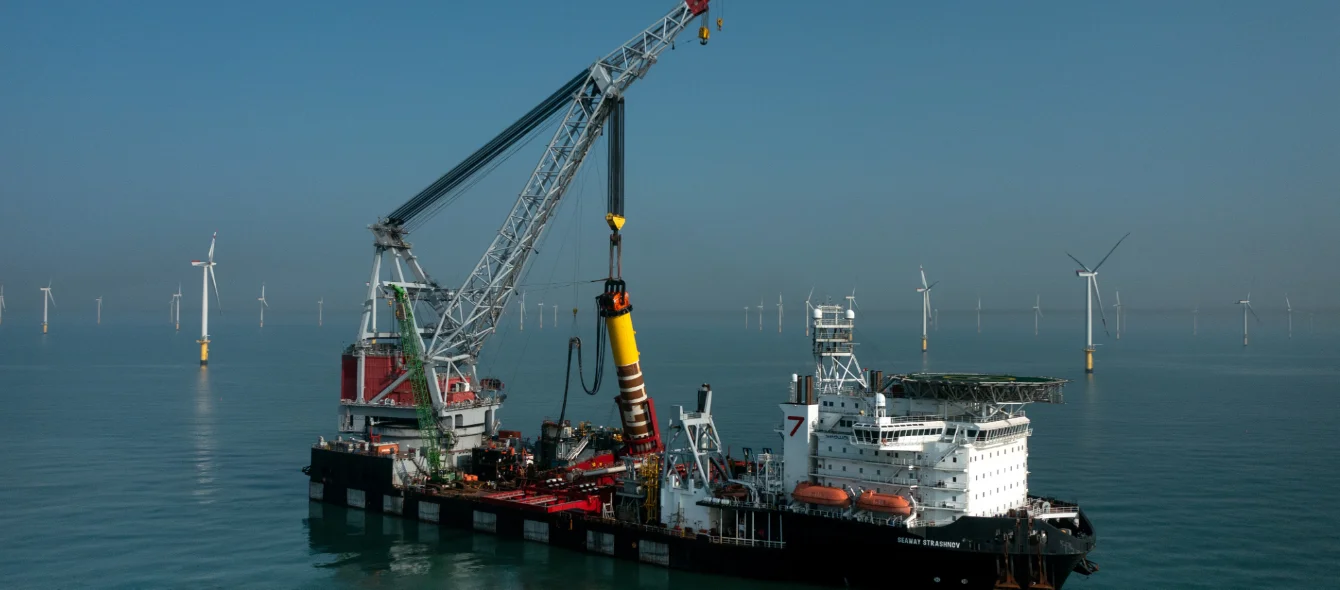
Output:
[307, 448, 1096, 589]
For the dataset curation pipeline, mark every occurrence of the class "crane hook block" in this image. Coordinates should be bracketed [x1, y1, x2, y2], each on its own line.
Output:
[605, 213, 626, 232]
[699, 26, 710, 45]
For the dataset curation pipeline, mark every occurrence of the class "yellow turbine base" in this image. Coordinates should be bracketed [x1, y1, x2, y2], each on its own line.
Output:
[1084, 348, 1094, 373]
[199, 339, 210, 366]
[921, 336, 927, 353]
[43, 323, 48, 334]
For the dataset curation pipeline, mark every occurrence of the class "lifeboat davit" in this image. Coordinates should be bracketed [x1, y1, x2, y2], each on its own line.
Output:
[856, 490, 912, 516]
[792, 482, 850, 507]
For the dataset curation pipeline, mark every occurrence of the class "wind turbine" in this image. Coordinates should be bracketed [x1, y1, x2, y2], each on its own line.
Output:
[518, 290, 525, 331]
[916, 266, 937, 352]
[757, 299, 763, 332]
[171, 285, 183, 331]
[1286, 294, 1293, 339]
[1067, 232, 1128, 373]
[0, 284, 6, 326]
[1113, 291, 1123, 340]
[258, 283, 269, 327]
[1237, 293, 1259, 346]
[191, 232, 221, 366]
[976, 295, 981, 334]
[538, 300, 544, 329]
[39, 281, 56, 333]
[1033, 295, 1043, 336]
[744, 305, 749, 329]
[804, 287, 814, 336]
[96, 296, 103, 325]
[318, 298, 324, 327]
[552, 304, 557, 326]
[776, 293, 783, 334]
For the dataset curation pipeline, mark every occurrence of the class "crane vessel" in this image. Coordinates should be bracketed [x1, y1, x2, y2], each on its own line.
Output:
[305, 1, 1098, 587]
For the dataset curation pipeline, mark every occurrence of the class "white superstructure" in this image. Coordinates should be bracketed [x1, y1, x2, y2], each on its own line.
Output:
[770, 305, 1063, 527]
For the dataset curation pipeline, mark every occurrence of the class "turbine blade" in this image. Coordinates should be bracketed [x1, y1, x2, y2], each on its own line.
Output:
[1248, 302, 1260, 323]
[1092, 277, 1110, 336]
[209, 267, 221, 311]
[926, 281, 939, 291]
[807, 286, 814, 302]
[1065, 252, 1090, 272]
[1092, 232, 1131, 272]
[919, 266, 927, 288]
[208, 231, 217, 262]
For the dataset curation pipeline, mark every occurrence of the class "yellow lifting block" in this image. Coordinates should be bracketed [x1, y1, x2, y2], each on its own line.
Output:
[605, 213, 626, 231]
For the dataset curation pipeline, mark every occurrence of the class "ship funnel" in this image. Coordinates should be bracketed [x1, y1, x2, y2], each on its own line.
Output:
[697, 383, 713, 415]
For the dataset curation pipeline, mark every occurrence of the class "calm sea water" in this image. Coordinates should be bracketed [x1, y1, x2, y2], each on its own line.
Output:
[2, 307, 1337, 589]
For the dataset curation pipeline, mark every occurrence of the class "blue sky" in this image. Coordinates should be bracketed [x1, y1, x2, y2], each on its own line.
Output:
[1, 0, 1336, 315]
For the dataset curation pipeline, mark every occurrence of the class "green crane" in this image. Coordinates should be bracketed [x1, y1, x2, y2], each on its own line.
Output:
[390, 285, 446, 478]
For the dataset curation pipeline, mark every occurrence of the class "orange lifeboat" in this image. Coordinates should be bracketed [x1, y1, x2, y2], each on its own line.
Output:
[855, 490, 912, 516]
[792, 482, 850, 507]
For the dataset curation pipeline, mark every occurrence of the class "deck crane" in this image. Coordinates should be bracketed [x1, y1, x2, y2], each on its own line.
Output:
[341, 0, 714, 471]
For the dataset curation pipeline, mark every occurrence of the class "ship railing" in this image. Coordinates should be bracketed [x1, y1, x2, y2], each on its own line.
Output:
[709, 536, 786, 549]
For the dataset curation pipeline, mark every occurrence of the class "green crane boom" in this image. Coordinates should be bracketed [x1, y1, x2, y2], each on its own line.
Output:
[390, 285, 444, 477]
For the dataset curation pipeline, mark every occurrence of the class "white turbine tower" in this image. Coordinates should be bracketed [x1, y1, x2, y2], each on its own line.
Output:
[1033, 295, 1043, 336]
[776, 293, 783, 334]
[96, 296, 103, 325]
[538, 300, 544, 329]
[318, 297, 324, 327]
[757, 299, 763, 332]
[258, 283, 269, 327]
[191, 232, 221, 366]
[40, 281, 56, 334]
[518, 291, 525, 331]
[916, 266, 937, 352]
[552, 304, 557, 326]
[0, 284, 6, 326]
[744, 305, 749, 329]
[1237, 293, 1259, 346]
[1286, 294, 1293, 339]
[1067, 232, 1128, 373]
[1113, 291, 1123, 340]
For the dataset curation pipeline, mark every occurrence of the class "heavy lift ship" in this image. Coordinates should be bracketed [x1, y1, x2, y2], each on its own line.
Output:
[306, 1, 1099, 586]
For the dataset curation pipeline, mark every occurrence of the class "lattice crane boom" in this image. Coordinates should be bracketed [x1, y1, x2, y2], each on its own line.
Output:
[422, 0, 711, 367]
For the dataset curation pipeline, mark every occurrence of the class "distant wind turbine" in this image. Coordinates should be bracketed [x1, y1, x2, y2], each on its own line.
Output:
[258, 283, 269, 327]
[976, 295, 981, 334]
[96, 296, 103, 325]
[804, 287, 814, 336]
[776, 293, 783, 334]
[916, 266, 937, 352]
[1113, 291, 1123, 340]
[0, 284, 6, 326]
[538, 300, 544, 329]
[1236, 293, 1260, 346]
[1285, 294, 1293, 339]
[40, 281, 56, 333]
[1192, 304, 1198, 336]
[552, 304, 557, 326]
[518, 291, 525, 331]
[1067, 232, 1129, 373]
[757, 299, 763, 332]
[171, 284, 182, 331]
[318, 297, 324, 327]
[1033, 295, 1043, 336]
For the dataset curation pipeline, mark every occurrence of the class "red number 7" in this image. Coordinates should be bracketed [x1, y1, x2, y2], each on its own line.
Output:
[787, 416, 804, 436]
